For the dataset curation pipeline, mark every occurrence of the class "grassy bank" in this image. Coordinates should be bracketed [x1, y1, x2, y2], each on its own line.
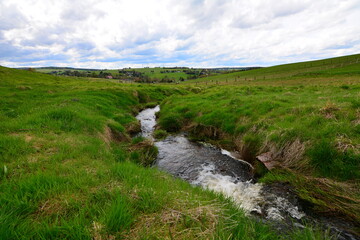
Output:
[158, 55, 360, 230]
[0, 66, 332, 239]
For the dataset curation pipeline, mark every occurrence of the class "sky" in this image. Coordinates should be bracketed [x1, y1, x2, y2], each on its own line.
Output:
[0, 0, 360, 69]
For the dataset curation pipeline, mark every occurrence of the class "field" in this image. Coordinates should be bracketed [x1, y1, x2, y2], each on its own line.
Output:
[1, 53, 359, 239]
[33, 67, 227, 81]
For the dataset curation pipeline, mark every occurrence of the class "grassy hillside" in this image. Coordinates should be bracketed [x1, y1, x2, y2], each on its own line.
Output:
[158, 54, 360, 227]
[189, 53, 360, 85]
[0, 66, 332, 239]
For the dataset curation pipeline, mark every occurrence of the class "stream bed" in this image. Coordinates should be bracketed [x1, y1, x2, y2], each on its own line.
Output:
[136, 105, 359, 240]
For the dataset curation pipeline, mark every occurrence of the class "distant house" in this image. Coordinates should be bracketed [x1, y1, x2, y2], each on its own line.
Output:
[106, 75, 113, 79]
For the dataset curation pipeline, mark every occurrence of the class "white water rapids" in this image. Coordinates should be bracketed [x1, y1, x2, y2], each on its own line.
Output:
[192, 163, 305, 221]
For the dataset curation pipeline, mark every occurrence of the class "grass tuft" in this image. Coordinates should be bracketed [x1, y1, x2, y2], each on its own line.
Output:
[153, 129, 168, 139]
[159, 114, 182, 132]
[105, 195, 134, 233]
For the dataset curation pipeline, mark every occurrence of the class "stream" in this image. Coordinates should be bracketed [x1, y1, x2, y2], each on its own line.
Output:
[136, 105, 359, 240]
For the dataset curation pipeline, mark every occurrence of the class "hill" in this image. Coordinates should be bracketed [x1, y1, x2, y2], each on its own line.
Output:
[189, 53, 360, 85]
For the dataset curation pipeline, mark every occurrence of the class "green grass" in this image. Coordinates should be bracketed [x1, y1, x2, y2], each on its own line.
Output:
[153, 129, 168, 139]
[1, 66, 221, 239]
[0, 135, 33, 163]
[308, 140, 360, 180]
[1, 54, 358, 239]
[105, 194, 134, 233]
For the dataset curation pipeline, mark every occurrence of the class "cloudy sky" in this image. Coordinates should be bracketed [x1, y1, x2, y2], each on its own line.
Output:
[1, 0, 360, 68]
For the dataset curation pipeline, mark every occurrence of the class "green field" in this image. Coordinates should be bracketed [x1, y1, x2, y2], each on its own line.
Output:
[1, 54, 360, 239]
[33, 67, 189, 80]
[33, 67, 227, 82]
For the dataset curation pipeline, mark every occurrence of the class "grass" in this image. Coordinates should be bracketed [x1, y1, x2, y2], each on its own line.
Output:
[1, 66, 217, 239]
[1, 53, 358, 239]
[153, 129, 168, 139]
[308, 139, 359, 180]
[105, 194, 134, 233]
[129, 139, 159, 166]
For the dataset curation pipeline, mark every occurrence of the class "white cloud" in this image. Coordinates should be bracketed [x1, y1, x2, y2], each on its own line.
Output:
[0, 0, 359, 68]
[0, 3, 27, 30]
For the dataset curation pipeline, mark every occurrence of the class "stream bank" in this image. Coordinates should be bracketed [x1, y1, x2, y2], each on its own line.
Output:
[136, 105, 359, 240]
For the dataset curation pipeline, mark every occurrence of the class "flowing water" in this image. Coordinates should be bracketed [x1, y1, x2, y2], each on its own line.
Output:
[136, 105, 160, 139]
[155, 134, 305, 222]
[136, 106, 359, 239]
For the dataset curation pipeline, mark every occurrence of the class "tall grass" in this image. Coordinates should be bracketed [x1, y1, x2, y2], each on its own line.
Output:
[309, 140, 360, 180]
[105, 194, 134, 233]
[0, 135, 33, 163]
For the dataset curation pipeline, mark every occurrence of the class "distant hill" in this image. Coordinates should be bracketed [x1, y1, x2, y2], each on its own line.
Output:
[17, 66, 261, 82]
[14, 53, 360, 84]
